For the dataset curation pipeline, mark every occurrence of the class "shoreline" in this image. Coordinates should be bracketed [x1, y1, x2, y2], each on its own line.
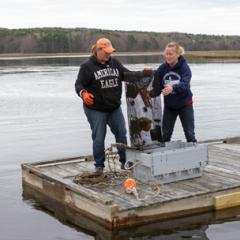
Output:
[1, 50, 240, 59]
[186, 50, 240, 59]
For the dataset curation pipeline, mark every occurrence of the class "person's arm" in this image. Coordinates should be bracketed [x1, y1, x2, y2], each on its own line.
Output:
[113, 59, 130, 82]
[149, 68, 163, 97]
[172, 64, 192, 93]
[75, 64, 92, 97]
[118, 62, 130, 74]
[75, 64, 95, 105]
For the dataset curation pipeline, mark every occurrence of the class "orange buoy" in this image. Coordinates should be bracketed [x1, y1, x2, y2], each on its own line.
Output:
[123, 178, 137, 193]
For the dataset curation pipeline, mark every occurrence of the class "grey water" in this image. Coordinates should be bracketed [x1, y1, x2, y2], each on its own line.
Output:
[0, 55, 240, 239]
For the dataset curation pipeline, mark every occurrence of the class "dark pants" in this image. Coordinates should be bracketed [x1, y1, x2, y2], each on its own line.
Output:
[83, 105, 127, 168]
[162, 104, 196, 142]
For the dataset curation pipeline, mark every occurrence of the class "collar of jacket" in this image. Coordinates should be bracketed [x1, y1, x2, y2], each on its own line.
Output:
[90, 55, 112, 67]
[167, 55, 186, 70]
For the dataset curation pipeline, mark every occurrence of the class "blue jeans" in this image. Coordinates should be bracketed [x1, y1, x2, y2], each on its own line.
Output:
[162, 105, 197, 142]
[83, 105, 127, 168]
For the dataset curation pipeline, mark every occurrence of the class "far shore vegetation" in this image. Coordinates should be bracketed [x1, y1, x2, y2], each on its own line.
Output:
[1, 51, 240, 59]
[186, 50, 240, 58]
[1, 27, 240, 58]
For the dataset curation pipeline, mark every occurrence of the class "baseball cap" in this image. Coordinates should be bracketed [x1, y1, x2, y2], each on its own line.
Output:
[96, 38, 116, 53]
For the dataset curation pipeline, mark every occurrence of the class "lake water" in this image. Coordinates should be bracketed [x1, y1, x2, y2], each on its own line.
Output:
[0, 55, 240, 239]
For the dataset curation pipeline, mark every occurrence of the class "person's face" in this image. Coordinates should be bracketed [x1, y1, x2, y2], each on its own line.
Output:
[165, 47, 179, 67]
[96, 49, 111, 64]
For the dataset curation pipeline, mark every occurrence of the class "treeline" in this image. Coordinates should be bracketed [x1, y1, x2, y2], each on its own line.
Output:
[0, 27, 240, 53]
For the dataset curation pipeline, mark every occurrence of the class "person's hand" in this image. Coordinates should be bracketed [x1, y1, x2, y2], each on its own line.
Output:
[81, 91, 94, 105]
[143, 67, 153, 73]
[144, 90, 150, 98]
[162, 85, 173, 96]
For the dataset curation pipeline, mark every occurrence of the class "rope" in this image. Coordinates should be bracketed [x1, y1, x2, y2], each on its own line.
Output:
[126, 182, 161, 201]
[73, 143, 161, 201]
[123, 160, 140, 170]
[73, 171, 161, 201]
[105, 143, 137, 171]
[105, 146, 119, 173]
[73, 143, 131, 186]
[73, 171, 129, 186]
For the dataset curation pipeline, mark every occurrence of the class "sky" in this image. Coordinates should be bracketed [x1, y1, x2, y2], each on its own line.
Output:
[1, 0, 240, 36]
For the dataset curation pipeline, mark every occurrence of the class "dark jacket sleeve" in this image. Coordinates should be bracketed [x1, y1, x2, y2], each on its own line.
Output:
[75, 64, 92, 96]
[150, 67, 164, 97]
[113, 58, 130, 81]
[172, 64, 192, 94]
[117, 59, 130, 72]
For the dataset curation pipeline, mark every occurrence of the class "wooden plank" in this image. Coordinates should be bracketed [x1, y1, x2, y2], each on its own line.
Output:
[210, 156, 240, 167]
[209, 149, 240, 158]
[190, 173, 227, 192]
[195, 136, 240, 144]
[146, 183, 197, 203]
[203, 170, 240, 188]
[209, 149, 240, 162]
[40, 165, 71, 178]
[208, 149, 240, 169]
[207, 164, 240, 177]
[106, 188, 143, 208]
[31, 155, 93, 166]
[179, 174, 219, 194]
[74, 160, 122, 172]
[22, 164, 114, 205]
[64, 162, 91, 173]
[209, 147, 240, 158]
[214, 192, 240, 210]
[95, 181, 158, 208]
[56, 164, 82, 177]
[206, 165, 240, 181]
[209, 161, 240, 173]
[223, 137, 240, 144]
[36, 158, 86, 168]
[179, 180, 211, 195]
[210, 143, 240, 152]
[164, 182, 202, 197]
[21, 140, 240, 228]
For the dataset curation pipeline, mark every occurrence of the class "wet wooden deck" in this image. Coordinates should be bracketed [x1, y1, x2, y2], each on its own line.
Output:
[21, 137, 240, 229]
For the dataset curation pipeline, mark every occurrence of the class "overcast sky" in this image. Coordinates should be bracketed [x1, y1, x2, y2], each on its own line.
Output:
[1, 0, 240, 36]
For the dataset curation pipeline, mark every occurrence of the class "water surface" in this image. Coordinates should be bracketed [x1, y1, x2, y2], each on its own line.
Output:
[0, 55, 240, 239]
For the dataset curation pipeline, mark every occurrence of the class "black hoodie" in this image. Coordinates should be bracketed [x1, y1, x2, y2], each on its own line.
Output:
[75, 56, 129, 112]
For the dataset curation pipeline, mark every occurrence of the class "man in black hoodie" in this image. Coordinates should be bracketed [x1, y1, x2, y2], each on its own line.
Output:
[75, 38, 129, 174]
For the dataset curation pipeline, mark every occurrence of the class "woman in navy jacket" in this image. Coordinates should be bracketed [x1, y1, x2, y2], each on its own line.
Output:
[150, 42, 196, 142]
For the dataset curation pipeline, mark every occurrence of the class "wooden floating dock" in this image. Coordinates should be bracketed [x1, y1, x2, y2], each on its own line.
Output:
[22, 186, 240, 240]
[21, 137, 240, 229]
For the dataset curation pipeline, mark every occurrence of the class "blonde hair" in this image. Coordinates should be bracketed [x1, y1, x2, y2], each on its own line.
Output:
[165, 42, 185, 56]
[91, 44, 97, 57]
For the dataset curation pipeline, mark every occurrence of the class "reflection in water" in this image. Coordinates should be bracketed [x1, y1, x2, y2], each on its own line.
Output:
[0, 55, 164, 67]
[1, 54, 239, 68]
[116, 55, 165, 64]
[22, 183, 240, 240]
[0, 56, 88, 67]
[2, 55, 240, 240]
[0, 53, 239, 67]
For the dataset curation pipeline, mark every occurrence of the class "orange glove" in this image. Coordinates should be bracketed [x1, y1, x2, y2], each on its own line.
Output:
[81, 91, 94, 105]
